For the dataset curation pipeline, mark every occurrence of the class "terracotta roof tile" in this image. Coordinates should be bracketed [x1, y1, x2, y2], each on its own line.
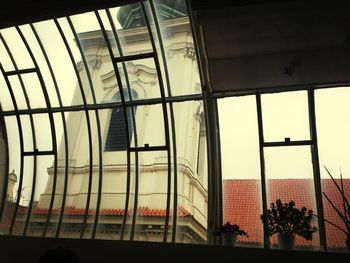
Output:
[24, 206, 191, 218]
[223, 179, 350, 249]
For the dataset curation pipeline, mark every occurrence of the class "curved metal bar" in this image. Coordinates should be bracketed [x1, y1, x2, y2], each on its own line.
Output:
[255, 92, 270, 249]
[105, 9, 139, 241]
[307, 88, 327, 251]
[185, 0, 214, 243]
[0, 31, 38, 237]
[67, 16, 104, 239]
[30, 23, 70, 237]
[0, 63, 25, 236]
[56, 18, 94, 239]
[15, 26, 58, 237]
[0, 104, 9, 224]
[147, 0, 179, 243]
[140, 1, 172, 242]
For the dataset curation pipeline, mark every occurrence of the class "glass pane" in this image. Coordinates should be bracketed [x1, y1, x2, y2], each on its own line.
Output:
[33, 114, 53, 151]
[118, 58, 162, 101]
[0, 117, 19, 235]
[218, 96, 263, 247]
[21, 115, 34, 152]
[11, 156, 34, 235]
[69, 12, 102, 106]
[0, 39, 15, 72]
[112, 3, 152, 57]
[0, 74, 14, 111]
[95, 109, 128, 240]
[13, 73, 47, 109]
[18, 24, 60, 108]
[261, 91, 310, 142]
[133, 151, 167, 242]
[173, 101, 208, 244]
[96, 9, 120, 58]
[78, 110, 101, 239]
[59, 110, 92, 238]
[264, 146, 320, 250]
[151, 0, 201, 97]
[315, 87, 350, 252]
[56, 18, 86, 107]
[25, 155, 54, 237]
[0, 27, 34, 70]
[135, 104, 166, 147]
[8, 75, 28, 111]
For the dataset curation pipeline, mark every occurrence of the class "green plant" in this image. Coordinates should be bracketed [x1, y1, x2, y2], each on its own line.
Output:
[261, 199, 317, 240]
[322, 166, 350, 250]
[214, 221, 248, 237]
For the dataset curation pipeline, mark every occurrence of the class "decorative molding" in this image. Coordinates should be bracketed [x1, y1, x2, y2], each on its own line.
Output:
[100, 61, 157, 93]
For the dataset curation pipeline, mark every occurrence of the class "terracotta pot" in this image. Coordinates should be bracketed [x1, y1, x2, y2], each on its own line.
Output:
[278, 234, 295, 250]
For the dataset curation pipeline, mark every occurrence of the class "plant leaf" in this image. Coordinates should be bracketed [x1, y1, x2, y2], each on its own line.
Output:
[324, 166, 350, 214]
[323, 192, 350, 232]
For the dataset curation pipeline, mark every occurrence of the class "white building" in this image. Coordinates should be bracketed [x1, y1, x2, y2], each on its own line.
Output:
[31, 2, 208, 243]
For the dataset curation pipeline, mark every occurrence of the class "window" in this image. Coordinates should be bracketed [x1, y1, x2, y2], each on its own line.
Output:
[105, 90, 137, 151]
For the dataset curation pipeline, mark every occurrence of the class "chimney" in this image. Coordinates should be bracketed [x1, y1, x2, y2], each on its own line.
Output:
[7, 169, 17, 202]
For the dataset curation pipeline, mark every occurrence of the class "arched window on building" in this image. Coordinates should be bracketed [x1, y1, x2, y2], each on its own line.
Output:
[105, 89, 138, 151]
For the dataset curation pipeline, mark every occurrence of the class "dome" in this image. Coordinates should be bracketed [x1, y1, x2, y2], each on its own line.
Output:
[9, 169, 17, 183]
[117, 0, 187, 29]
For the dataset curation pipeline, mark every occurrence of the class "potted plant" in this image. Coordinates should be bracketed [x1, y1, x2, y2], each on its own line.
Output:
[214, 221, 248, 246]
[322, 166, 350, 251]
[261, 199, 318, 249]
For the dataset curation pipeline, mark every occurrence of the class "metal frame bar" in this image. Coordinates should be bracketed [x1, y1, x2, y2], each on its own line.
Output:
[29, 22, 70, 237]
[0, 63, 26, 236]
[130, 146, 167, 152]
[94, 10, 135, 240]
[67, 16, 104, 239]
[211, 82, 350, 100]
[263, 140, 313, 147]
[0, 93, 204, 116]
[186, 0, 212, 243]
[211, 81, 350, 99]
[140, 1, 172, 242]
[256, 92, 270, 249]
[0, 32, 38, 237]
[15, 26, 58, 238]
[147, 0, 179, 243]
[105, 8, 139, 241]
[113, 52, 154, 63]
[23, 151, 54, 156]
[308, 88, 327, 251]
[55, 18, 95, 239]
[3, 68, 37, 76]
[0, 93, 10, 225]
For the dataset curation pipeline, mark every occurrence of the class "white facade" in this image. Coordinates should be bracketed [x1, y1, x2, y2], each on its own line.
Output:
[36, 16, 207, 242]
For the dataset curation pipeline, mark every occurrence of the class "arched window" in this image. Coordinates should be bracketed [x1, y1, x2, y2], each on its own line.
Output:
[105, 89, 137, 151]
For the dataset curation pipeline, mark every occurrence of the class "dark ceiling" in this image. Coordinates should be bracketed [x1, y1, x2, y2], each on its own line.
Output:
[0, 0, 297, 29]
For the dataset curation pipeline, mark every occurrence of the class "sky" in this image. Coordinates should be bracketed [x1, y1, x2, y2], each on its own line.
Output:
[218, 87, 350, 180]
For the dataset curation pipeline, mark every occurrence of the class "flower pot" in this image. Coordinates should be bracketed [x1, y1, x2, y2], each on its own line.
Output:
[278, 234, 295, 250]
[221, 233, 237, 247]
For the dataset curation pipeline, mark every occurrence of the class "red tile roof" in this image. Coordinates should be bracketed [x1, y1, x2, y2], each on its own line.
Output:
[223, 179, 350, 249]
[23, 206, 191, 217]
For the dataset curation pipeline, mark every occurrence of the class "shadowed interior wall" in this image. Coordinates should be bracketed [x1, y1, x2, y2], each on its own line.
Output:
[197, 1, 350, 92]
